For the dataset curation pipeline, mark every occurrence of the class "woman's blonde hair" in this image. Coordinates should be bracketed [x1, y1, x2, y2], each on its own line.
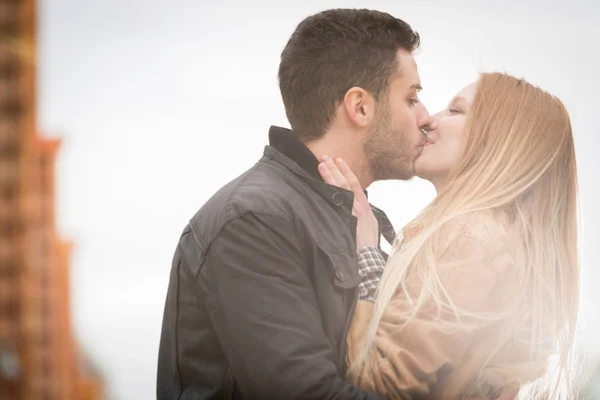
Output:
[349, 72, 579, 399]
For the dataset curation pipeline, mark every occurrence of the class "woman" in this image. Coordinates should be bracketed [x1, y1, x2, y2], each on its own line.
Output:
[318, 73, 579, 399]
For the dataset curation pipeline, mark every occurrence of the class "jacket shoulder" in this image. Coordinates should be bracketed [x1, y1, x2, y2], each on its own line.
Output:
[188, 160, 305, 247]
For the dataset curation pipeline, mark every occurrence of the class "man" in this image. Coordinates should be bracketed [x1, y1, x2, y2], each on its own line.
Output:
[157, 8, 433, 400]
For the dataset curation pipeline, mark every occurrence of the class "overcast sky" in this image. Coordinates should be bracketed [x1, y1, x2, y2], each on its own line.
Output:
[38, 1, 599, 399]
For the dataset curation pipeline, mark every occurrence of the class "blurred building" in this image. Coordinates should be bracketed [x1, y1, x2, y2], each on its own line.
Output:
[0, 0, 104, 399]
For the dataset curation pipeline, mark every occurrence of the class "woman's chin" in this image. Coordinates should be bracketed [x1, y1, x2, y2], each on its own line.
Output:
[414, 155, 451, 181]
[414, 163, 441, 185]
[413, 159, 430, 180]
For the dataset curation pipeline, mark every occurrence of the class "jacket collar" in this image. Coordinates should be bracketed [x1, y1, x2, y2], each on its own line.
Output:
[264, 125, 397, 247]
[267, 126, 322, 182]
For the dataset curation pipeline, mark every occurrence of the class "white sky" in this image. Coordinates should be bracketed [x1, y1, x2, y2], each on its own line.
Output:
[38, 1, 599, 399]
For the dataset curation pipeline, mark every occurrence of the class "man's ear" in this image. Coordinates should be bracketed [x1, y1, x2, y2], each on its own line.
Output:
[343, 87, 376, 128]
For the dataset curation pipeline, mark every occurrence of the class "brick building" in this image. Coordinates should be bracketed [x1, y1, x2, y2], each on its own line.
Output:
[0, 0, 104, 398]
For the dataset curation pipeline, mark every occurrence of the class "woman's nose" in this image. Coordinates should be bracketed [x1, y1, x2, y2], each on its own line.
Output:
[427, 118, 439, 131]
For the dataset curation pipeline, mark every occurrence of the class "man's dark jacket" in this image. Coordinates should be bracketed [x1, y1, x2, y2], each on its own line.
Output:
[157, 126, 395, 400]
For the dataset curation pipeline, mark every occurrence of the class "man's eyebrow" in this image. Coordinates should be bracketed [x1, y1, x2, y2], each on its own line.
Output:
[411, 83, 423, 92]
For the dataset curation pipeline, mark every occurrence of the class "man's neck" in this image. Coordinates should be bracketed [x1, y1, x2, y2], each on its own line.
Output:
[304, 137, 373, 189]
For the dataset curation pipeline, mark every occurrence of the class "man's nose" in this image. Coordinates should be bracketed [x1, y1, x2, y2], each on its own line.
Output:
[418, 114, 438, 132]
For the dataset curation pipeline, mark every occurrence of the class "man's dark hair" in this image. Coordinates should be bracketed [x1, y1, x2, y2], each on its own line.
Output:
[278, 9, 420, 142]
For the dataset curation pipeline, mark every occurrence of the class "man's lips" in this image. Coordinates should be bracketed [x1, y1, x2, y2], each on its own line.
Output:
[419, 138, 433, 147]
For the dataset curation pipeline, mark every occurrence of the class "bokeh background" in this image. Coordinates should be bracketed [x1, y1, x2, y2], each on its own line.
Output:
[1, 0, 598, 399]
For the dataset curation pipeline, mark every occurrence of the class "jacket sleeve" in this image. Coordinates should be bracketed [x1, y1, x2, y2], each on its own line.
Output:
[347, 227, 515, 399]
[197, 211, 384, 400]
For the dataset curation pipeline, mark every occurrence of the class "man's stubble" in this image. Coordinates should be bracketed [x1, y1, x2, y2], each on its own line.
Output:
[362, 102, 415, 182]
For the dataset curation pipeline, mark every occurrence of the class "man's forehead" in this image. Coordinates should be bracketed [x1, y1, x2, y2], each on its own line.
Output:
[397, 50, 417, 71]
[396, 48, 416, 65]
[395, 50, 420, 88]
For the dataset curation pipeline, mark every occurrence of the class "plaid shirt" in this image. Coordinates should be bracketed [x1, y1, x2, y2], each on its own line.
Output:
[357, 245, 386, 301]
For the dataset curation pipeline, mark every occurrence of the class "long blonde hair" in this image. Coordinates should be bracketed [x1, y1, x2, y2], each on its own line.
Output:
[349, 73, 580, 399]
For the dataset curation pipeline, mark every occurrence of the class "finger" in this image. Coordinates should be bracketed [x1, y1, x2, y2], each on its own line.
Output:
[352, 199, 362, 218]
[324, 156, 350, 190]
[318, 162, 339, 187]
[352, 199, 371, 218]
[335, 158, 368, 202]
